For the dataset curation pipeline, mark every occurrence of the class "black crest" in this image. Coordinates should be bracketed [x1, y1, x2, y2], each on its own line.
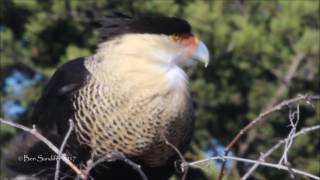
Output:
[98, 12, 192, 40]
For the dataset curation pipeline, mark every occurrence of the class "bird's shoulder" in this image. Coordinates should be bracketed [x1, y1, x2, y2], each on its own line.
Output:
[30, 57, 91, 132]
[43, 57, 91, 96]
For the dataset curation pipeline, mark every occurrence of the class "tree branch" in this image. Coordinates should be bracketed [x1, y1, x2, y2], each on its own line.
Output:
[83, 152, 148, 180]
[0, 118, 86, 179]
[0, 118, 149, 180]
[238, 53, 305, 157]
[188, 155, 320, 180]
[161, 131, 189, 180]
[241, 125, 320, 180]
[217, 94, 320, 180]
[54, 119, 74, 180]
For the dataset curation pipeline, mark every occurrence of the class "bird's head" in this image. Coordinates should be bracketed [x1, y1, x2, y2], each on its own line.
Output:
[96, 13, 210, 69]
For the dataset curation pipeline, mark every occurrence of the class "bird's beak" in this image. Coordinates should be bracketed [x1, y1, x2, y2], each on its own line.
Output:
[192, 39, 210, 67]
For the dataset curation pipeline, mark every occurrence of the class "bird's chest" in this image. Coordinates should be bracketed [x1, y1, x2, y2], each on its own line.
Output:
[70, 78, 190, 166]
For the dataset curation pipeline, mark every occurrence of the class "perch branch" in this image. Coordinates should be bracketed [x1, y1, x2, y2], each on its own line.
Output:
[83, 152, 148, 180]
[1, 118, 149, 180]
[161, 132, 189, 180]
[54, 119, 74, 180]
[0, 118, 86, 179]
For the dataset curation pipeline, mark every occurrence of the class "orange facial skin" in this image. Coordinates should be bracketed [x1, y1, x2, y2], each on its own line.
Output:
[171, 34, 197, 52]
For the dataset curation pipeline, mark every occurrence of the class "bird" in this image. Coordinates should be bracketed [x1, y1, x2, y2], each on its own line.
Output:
[2, 13, 209, 180]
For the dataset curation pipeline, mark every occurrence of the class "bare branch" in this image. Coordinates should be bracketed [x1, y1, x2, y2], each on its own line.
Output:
[188, 155, 320, 180]
[0, 118, 148, 180]
[161, 131, 189, 180]
[238, 53, 305, 158]
[54, 119, 74, 180]
[241, 125, 320, 180]
[0, 118, 85, 179]
[83, 154, 114, 179]
[111, 153, 148, 180]
[217, 94, 320, 180]
[83, 152, 148, 180]
[276, 104, 300, 179]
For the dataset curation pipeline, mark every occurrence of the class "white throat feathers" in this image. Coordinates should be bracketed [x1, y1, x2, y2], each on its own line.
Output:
[85, 34, 191, 97]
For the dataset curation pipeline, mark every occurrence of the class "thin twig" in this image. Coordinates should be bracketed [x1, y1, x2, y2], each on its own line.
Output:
[241, 125, 320, 180]
[237, 53, 305, 158]
[276, 104, 300, 178]
[161, 131, 189, 180]
[83, 152, 148, 180]
[113, 153, 148, 180]
[217, 94, 320, 180]
[0, 118, 86, 179]
[54, 119, 74, 180]
[83, 154, 113, 179]
[189, 155, 320, 180]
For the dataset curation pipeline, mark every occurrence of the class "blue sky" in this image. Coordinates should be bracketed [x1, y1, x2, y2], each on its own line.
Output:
[2, 70, 41, 119]
[203, 139, 234, 170]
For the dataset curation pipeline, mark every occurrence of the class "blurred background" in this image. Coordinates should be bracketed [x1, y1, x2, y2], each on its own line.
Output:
[0, 0, 319, 179]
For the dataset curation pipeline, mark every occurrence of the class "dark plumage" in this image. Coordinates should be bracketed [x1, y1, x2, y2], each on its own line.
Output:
[98, 12, 192, 40]
[4, 59, 91, 176]
[3, 13, 210, 180]
[31, 58, 89, 134]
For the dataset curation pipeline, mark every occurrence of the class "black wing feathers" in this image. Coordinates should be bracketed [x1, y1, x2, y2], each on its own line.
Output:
[4, 59, 91, 175]
[30, 57, 90, 135]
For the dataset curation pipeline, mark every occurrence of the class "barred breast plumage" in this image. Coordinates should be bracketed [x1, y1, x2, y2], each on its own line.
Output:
[71, 64, 194, 167]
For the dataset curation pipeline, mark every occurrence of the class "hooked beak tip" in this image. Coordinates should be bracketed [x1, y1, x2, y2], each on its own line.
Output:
[192, 40, 210, 68]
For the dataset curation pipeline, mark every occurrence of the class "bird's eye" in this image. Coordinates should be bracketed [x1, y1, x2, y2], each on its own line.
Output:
[171, 34, 180, 42]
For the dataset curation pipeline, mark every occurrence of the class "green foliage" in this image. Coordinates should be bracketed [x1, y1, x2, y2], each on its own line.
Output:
[0, 0, 319, 179]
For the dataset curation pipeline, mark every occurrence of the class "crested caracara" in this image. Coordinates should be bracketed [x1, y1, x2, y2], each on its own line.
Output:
[3, 13, 210, 180]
